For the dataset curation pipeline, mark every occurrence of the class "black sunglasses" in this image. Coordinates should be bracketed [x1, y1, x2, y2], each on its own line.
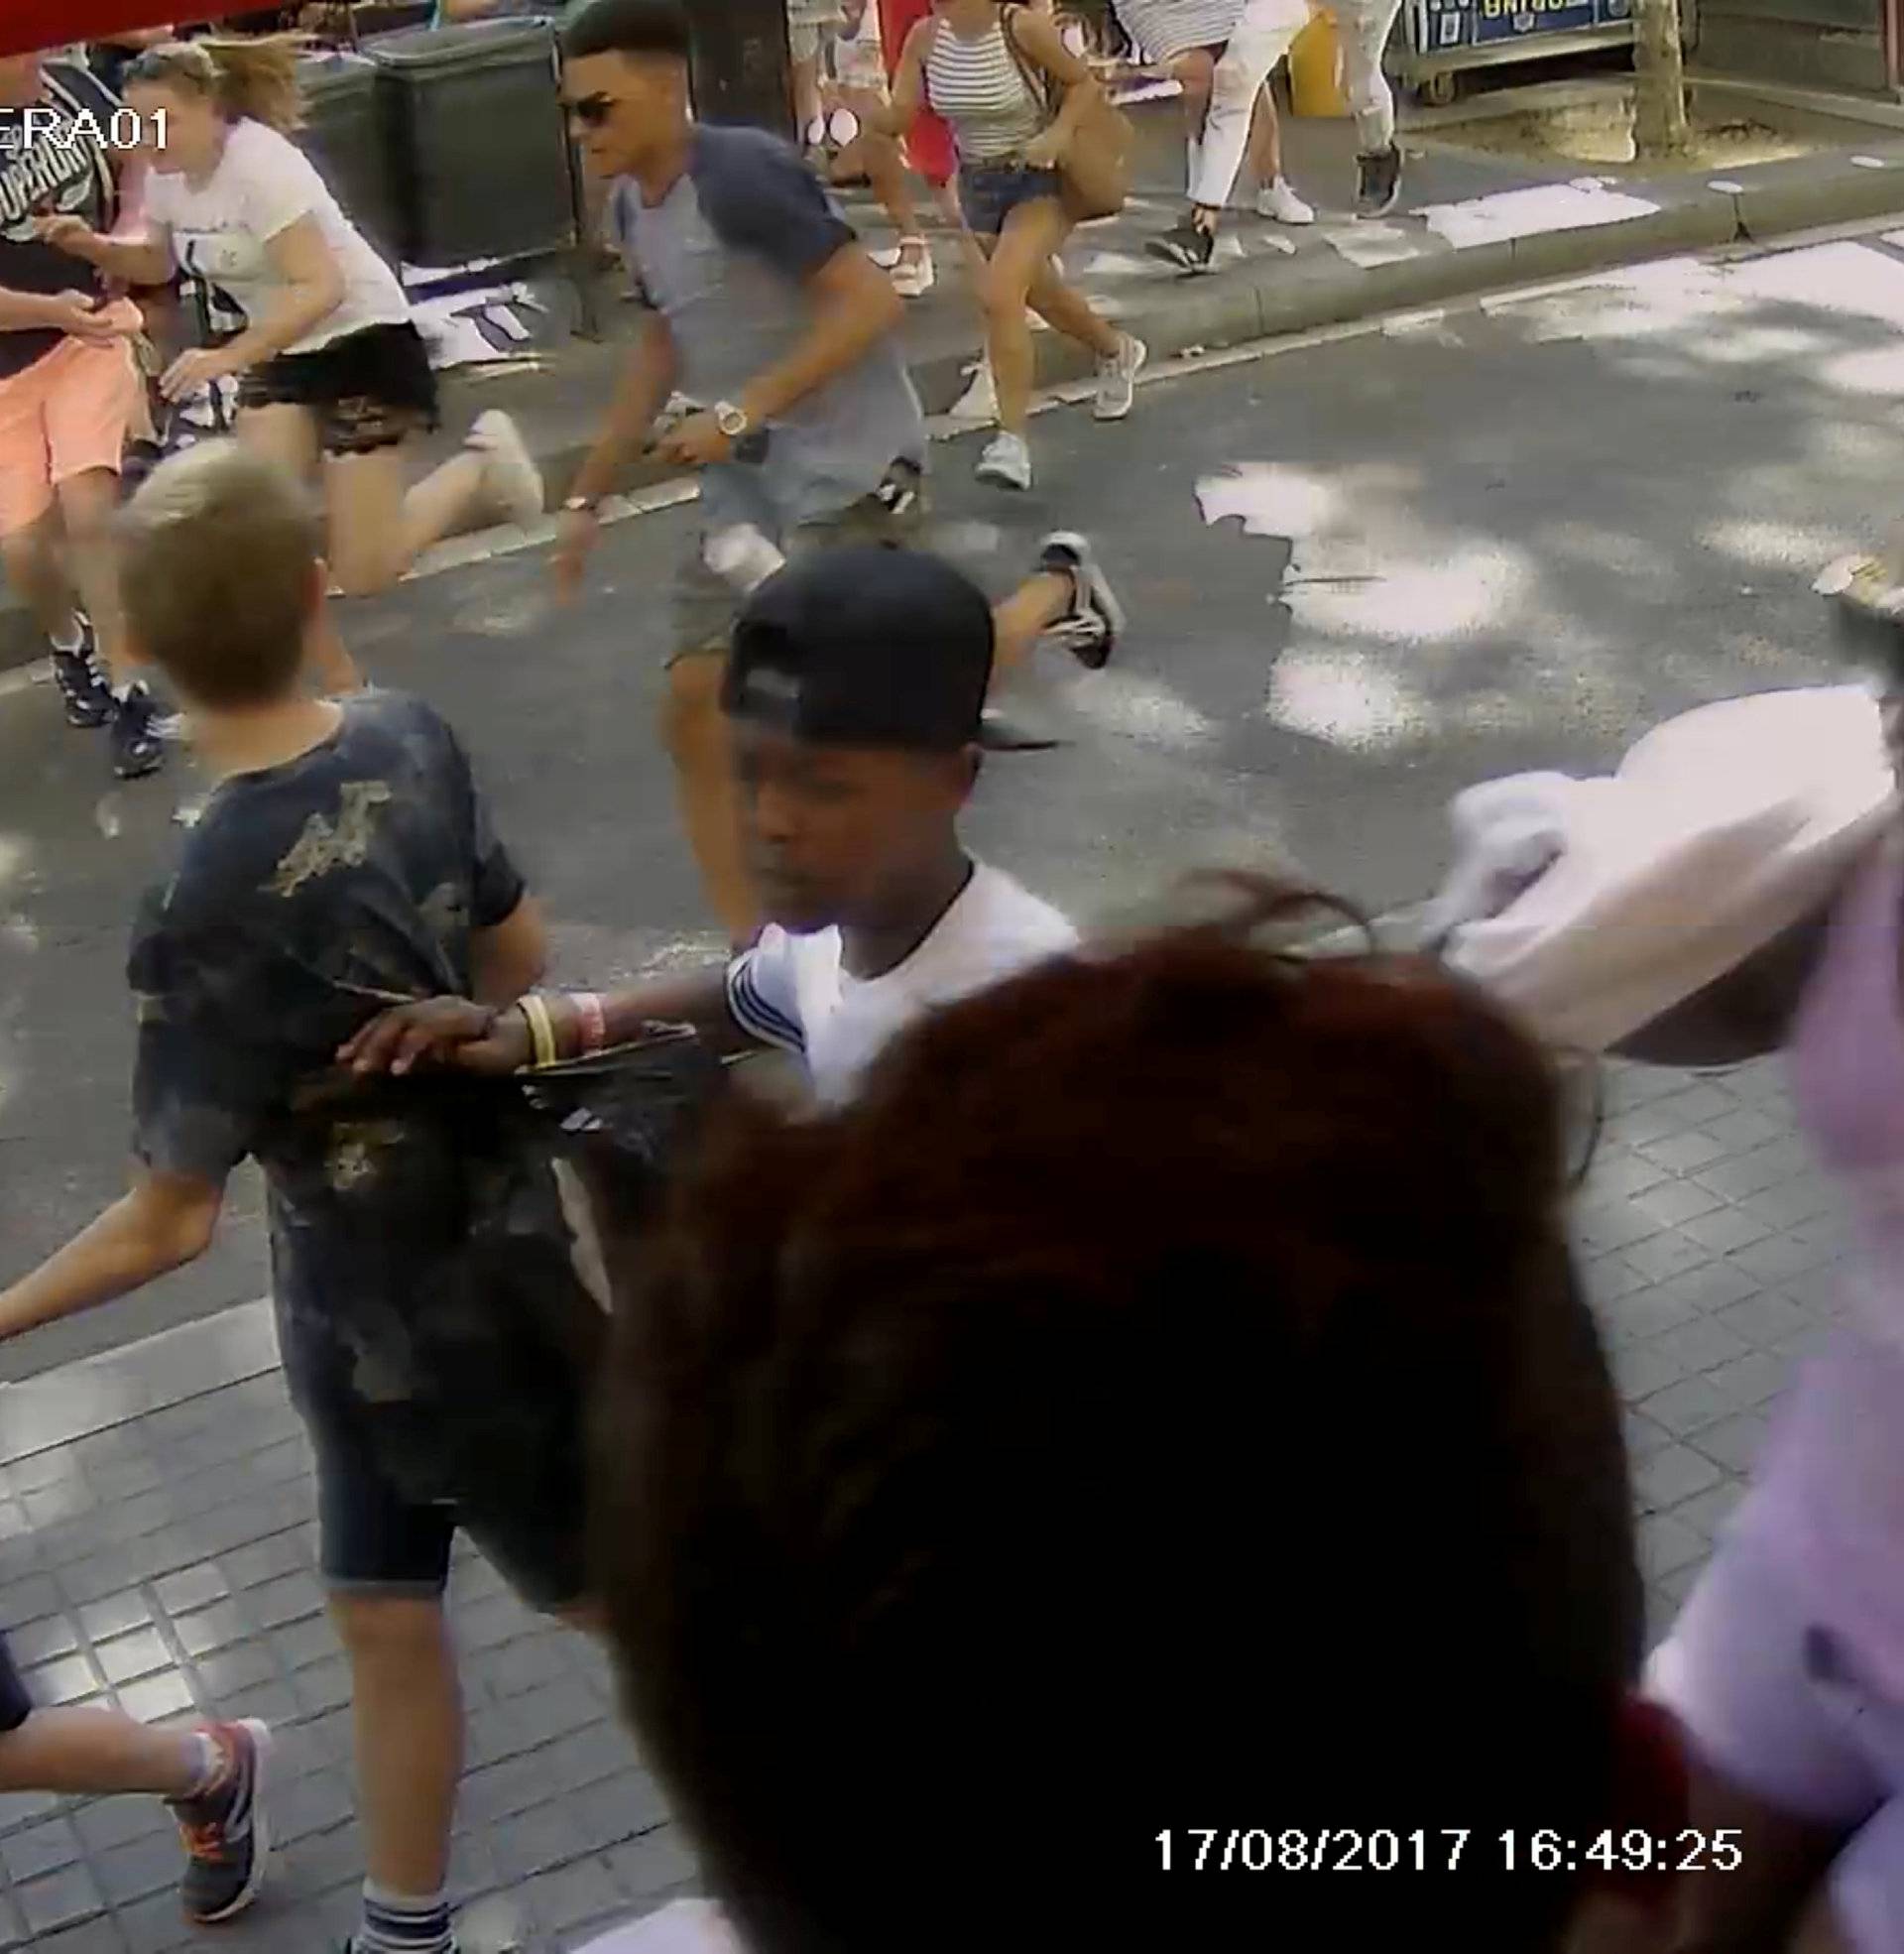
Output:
[565, 92, 617, 128]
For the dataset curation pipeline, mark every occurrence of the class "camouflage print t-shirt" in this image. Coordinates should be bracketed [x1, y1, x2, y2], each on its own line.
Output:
[128, 691, 601, 1506]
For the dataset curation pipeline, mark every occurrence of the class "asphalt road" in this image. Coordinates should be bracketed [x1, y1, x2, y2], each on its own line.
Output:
[5, 231, 1901, 1378]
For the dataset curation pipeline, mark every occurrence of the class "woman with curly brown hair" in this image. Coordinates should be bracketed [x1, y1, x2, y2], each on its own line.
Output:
[584, 886, 1674, 1953]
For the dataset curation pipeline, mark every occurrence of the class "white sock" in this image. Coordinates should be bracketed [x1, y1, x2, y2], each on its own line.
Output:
[182, 1730, 224, 1800]
[49, 617, 83, 654]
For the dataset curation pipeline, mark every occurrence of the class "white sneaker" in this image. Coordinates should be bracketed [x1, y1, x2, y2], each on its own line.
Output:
[1255, 178, 1316, 226]
[976, 430, 1033, 491]
[1093, 333, 1146, 422]
[891, 237, 935, 300]
[467, 409, 544, 528]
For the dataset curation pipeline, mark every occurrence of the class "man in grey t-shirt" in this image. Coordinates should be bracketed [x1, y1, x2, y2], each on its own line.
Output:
[553, 0, 1128, 944]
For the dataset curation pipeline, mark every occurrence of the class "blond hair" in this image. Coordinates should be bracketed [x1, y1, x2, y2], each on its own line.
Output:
[119, 443, 324, 708]
[126, 36, 305, 134]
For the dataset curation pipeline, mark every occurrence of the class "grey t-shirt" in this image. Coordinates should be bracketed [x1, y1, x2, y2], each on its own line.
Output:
[609, 125, 925, 533]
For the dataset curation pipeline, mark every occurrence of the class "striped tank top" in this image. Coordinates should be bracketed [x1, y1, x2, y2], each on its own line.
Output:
[924, 11, 1048, 162]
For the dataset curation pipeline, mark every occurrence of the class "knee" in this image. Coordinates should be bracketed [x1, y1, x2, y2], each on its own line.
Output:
[0, 522, 52, 590]
[1178, 50, 1214, 114]
[1210, 51, 1256, 111]
[52, 477, 115, 550]
[329, 1593, 450, 1671]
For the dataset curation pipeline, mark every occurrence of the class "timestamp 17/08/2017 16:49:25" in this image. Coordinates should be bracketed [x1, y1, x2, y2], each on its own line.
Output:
[1154, 1828, 1745, 1875]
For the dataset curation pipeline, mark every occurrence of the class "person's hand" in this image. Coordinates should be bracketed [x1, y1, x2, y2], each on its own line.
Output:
[33, 215, 100, 260]
[159, 345, 237, 402]
[337, 997, 531, 1078]
[553, 505, 601, 604]
[43, 291, 134, 343]
[1022, 128, 1069, 170]
[655, 411, 734, 470]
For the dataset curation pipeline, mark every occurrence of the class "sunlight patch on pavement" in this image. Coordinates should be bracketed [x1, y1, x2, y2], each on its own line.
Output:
[1196, 463, 1339, 540]
[1817, 342, 1904, 399]
[1706, 519, 1855, 570]
[1322, 221, 1419, 270]
[1421, 183, 1659, 249]
[1290, 544, 1528, 644]
[1062, 672, 1216, 747]
[1727, 239, 1904, 330]
[1265, 651, 1419, 749]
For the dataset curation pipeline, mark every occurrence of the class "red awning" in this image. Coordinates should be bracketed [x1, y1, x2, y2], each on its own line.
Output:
[0, 5, 257, 58]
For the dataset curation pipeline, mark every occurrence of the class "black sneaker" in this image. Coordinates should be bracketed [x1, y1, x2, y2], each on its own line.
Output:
[52, 617, 113, 730]
[110, 682, 167, 782]
[171, 1718, 272, 1924]
[1038, 533, 1126, 672]
[1145, 217, 1217, 275]
[1356, 145, 1403, 219]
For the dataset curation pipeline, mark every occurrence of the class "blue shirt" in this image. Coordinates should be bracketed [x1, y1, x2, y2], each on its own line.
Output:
[609, 124, 926, 533]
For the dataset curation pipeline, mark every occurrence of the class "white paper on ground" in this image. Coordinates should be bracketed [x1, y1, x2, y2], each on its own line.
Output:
[1320, 221, 1421, 269]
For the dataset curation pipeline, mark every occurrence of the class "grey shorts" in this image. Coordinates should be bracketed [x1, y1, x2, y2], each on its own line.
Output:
[670, 481, 927, 668]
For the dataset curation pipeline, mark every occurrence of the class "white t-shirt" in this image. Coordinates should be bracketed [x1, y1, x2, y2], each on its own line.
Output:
[726, 863, 1079, 1105]
[145, 118, 411, 355]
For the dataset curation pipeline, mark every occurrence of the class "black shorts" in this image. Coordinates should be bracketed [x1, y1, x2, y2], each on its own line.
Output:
[0, 1631, 33, 1734]
[310, 1404, 589, 1614]
[238, 320, 440, 458]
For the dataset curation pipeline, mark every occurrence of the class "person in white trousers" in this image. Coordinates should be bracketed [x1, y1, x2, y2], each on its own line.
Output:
[1149, 0, 1405, 272]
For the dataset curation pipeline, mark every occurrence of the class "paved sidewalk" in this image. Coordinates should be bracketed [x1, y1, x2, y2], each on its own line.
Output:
[0, 1047, 1850, 1950]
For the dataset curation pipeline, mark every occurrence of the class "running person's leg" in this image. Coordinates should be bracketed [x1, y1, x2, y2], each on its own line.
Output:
[237, 401, 364, 696]
[0, 1633, 270, 1924]
[1337, 0, 1406, 214]
[1023, 254, 1145, 423]
[1248, 76, 1315, 222]
[1150, 0, 1304, 269]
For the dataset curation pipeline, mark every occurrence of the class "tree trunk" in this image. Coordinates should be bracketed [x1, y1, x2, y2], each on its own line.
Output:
[1632, 0, 1691, 160]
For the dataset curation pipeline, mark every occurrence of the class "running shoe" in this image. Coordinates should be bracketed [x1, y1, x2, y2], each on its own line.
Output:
[1038, 532, 1125, 671]
[1146, 218, 1216, 275]
[976, 431, 1034, 492]
[1255, 178, 1316, 225]
[1093, 333, 1146, 422]
[110, 683, 166, 782]
[468, 410, 545, 529]
[1356, 145, 1403, 219]
[891, 238, 936, 300]
[946, 358, 998, 427]
[171, 1718, 273, 1924]
[51, 616, 113, 729]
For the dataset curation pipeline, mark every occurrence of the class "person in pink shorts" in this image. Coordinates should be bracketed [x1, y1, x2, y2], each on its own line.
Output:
[0, 48, 166, 778]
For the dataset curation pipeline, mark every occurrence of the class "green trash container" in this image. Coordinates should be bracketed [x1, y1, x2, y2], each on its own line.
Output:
[368, 17, 576, 268]
[297, 51, 402, 265]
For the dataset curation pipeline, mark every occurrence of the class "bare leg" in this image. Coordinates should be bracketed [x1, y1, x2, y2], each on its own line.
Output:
[54, 469, 136, 690]
[983, 198, 1080, 436]
[330, 1595, 462, 1898]
[992, 569, 1072, 680]
[1173, 47, 1216, 190]
[1026, 256, 1122, 360]
[235, 404, 361, 692]
[792, 52, 823, 140]
[1248, 79, 1282, 186]
[324, 444, 490, 597]
[0, 512, 78, 642]
[0, 1708, 203, 1799]
[663, 654, 757, 944]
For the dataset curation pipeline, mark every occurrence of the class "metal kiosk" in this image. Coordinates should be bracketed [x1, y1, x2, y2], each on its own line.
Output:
[1397, 0, 1635, 104]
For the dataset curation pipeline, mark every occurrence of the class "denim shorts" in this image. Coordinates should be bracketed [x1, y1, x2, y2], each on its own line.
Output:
[959, 160, 1063, 239]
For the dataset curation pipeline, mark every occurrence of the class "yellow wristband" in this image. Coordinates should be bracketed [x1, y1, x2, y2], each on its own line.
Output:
[519, 992, 558, 1070]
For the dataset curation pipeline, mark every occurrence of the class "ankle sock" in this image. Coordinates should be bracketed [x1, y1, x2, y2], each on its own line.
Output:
[353, 1883, 455, 1954]
[179, 1730, 225, 1802]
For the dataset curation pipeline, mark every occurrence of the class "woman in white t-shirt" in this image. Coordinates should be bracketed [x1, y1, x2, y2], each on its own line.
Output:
[39, 39, 543, 690]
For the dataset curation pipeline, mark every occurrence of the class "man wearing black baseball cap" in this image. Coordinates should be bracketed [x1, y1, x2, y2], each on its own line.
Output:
[339, 547, 1078, 1108]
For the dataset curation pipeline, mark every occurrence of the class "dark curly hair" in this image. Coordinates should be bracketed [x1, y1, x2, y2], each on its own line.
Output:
[595, 885, 1640, 1949]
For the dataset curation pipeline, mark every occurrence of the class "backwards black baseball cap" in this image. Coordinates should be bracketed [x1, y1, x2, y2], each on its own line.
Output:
[723, 546, 995, 752]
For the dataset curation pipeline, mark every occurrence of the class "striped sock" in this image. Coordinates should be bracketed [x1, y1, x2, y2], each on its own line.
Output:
[351, 1884, 456, 1954]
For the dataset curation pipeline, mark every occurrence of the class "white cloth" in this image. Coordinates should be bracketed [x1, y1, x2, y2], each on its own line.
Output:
[575, 1900, 743, 1954]
[145, 118, 412, 355]
[1337, 0, 1404, 150]
[726, 863, 1079, 1105]
[1190, 0, 1308, 209]
[1115, 0, 1244, 61]
[1430, 685, 1897, 1052]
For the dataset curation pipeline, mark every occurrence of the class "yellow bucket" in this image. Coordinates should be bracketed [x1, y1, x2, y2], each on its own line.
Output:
[1290, 9, 1349, 119]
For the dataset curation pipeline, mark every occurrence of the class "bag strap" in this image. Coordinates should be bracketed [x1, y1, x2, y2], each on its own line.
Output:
[999, 3, 1056, 118]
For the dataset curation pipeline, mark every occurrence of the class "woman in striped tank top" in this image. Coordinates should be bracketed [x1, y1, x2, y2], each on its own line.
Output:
[861, 0, 1145, 491]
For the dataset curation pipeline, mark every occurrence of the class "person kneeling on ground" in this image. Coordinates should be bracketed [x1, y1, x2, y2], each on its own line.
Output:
[578, 889, 1690, 1951]
[340, 546, 1078, 1113]
[0, 441, 603, 1954]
